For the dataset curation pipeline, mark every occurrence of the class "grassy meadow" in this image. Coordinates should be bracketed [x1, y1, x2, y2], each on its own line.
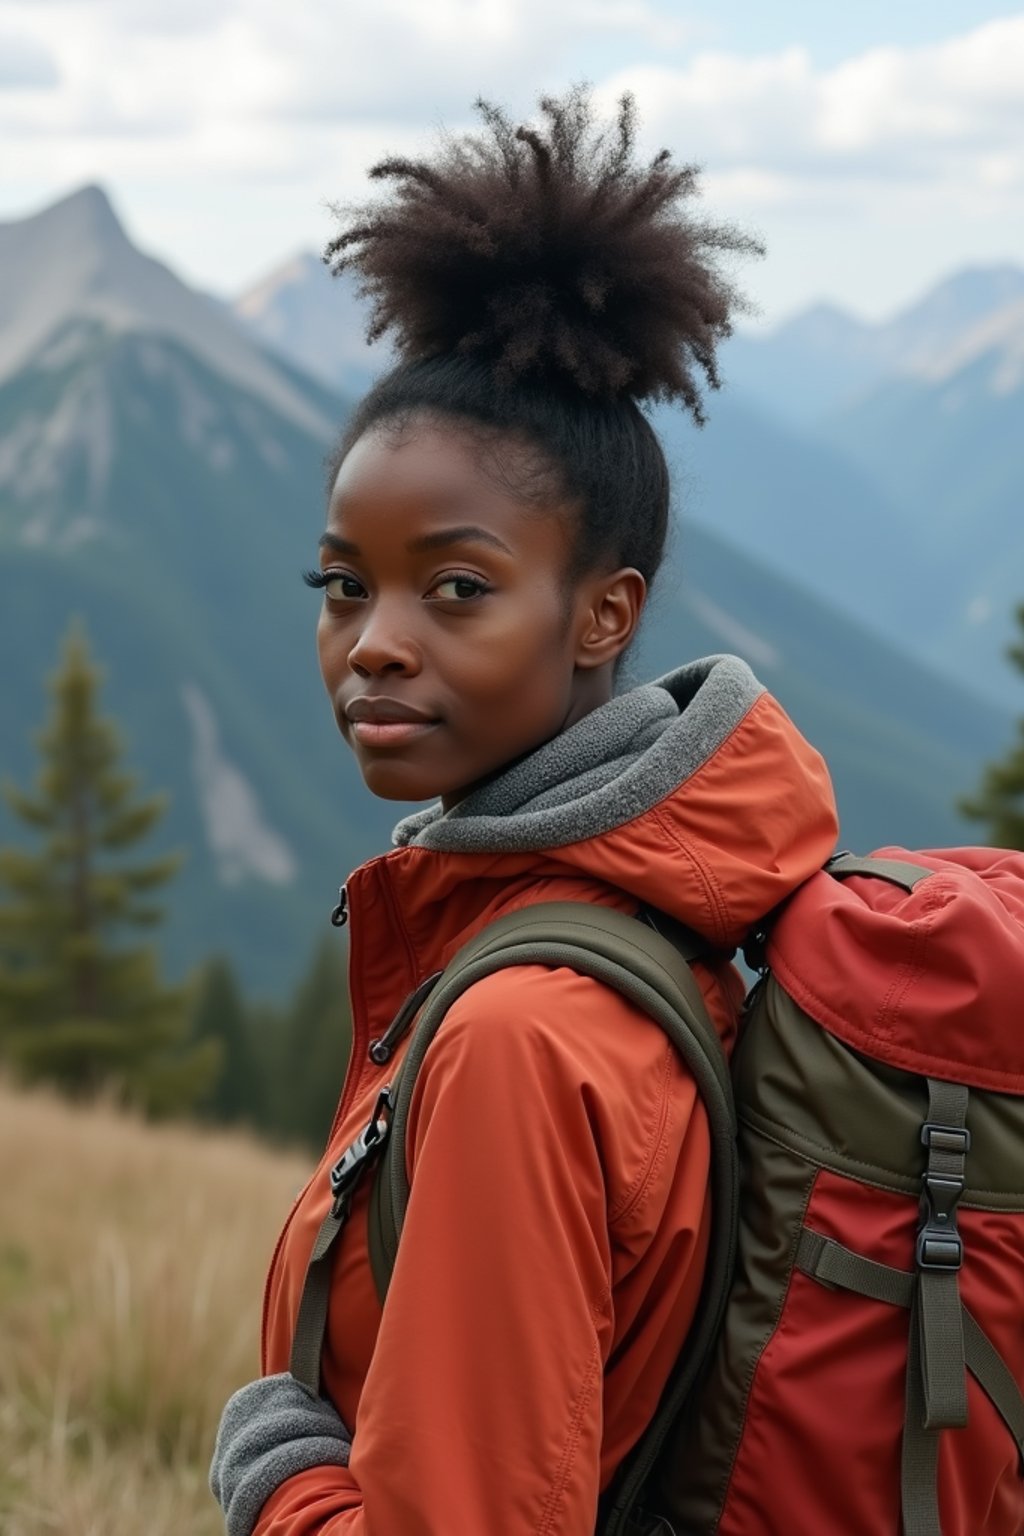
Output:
[0, 1078, 313, 1536]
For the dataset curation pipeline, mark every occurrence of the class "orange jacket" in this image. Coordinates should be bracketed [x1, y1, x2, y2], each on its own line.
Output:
[258, 656, 839, 1535]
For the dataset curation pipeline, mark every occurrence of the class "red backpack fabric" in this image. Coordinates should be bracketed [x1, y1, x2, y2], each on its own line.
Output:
[652, 846, 1024, 1535]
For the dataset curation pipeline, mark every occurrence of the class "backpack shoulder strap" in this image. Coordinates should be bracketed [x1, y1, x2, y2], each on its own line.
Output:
[825, 851, 935, 890]
[365, 900, 740, 1535]
[370, 901, 734, 1291]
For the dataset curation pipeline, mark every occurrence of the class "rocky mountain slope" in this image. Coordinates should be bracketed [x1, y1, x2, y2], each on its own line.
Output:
[0, 186, 1012, 993]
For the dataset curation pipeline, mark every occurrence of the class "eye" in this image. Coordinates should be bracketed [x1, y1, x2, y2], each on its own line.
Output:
[325, 574, 365, 600]
[301, 568, 365, 600]
[431, 573, 491, 601]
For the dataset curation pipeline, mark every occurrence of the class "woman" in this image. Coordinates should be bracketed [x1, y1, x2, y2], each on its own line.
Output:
[211, 87, 838, 1536]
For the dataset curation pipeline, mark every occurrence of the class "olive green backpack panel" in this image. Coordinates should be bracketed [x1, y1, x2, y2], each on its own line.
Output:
[738, 978, 1024, 1210]
[653, 1128, 818, 1533]
[651, 975, 1024, 1535]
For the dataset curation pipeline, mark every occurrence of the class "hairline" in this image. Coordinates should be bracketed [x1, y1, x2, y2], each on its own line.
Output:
[328, 400, 597, 601]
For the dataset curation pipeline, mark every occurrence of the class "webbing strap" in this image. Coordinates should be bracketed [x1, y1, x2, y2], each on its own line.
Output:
[825, 853, 935, 891]
[290, 1204, 347, 1394]
[962, 1310, 1024, 1460]
[903, 1302, 941, 1536]
[797, 1227, 914, 1306]
[290, 1087, 395, 1396]
[917, 1080, 970, 1431]
[797, 1227, 1024, 1535]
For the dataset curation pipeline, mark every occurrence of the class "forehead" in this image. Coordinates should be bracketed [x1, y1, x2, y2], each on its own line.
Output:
[327, 417, 569, 548]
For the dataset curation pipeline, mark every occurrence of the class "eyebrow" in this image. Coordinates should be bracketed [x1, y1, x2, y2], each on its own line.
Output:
[318, 525, 515, 558]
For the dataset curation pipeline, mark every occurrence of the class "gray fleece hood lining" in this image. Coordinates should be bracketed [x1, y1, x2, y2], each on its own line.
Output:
[390, 654, 764, 855]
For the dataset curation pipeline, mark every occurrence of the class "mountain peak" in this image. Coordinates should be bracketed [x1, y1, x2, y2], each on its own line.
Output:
[0, 187, 339, 438]
[772, 302, 868, 349]
[888, 264, 1024, 346]
[13, 182, 129, 252]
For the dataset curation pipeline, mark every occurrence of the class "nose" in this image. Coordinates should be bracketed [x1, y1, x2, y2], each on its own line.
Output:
[346, 600, 421, 679]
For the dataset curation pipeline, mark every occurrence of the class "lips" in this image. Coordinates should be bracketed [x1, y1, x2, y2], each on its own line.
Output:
[341, 696, 441, 751]
[343, 696, 439, 725]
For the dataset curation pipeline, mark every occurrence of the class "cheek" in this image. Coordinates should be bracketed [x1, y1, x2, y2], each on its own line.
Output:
[454, 604, 573, 704]
[316, 610, 342, 684]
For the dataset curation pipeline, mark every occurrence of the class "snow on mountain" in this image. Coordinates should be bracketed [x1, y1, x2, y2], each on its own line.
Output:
[181, 683, 297, 888]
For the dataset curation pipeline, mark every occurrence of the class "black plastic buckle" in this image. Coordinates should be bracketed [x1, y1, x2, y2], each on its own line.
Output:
[916, 1171, 965, 1271]
[328, 1087, 393, 1218]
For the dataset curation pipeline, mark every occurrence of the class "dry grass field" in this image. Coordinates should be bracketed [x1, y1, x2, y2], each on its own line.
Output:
[0, 1077, 314, 1536]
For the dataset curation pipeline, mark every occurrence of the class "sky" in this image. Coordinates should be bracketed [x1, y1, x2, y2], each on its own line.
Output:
[2, 0, 1023, 330]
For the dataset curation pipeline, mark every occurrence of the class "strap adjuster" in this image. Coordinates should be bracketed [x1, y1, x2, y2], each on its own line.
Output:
[916, 1230, 964, 1271]
[921, 1122, 971, 1155]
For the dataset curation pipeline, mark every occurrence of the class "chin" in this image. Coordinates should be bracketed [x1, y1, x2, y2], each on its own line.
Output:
[357, 761, 450, 804]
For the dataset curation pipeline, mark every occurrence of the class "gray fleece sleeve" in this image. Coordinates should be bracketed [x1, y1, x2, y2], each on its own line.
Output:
[209, 1372, 351, 1536]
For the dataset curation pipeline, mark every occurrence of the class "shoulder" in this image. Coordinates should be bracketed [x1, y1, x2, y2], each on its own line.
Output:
[405, 962, 707, 1228]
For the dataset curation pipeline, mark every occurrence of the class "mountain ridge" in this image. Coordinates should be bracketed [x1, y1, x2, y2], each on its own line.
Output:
[0, 185, 334, 438]
[0, 184, 1015, 993]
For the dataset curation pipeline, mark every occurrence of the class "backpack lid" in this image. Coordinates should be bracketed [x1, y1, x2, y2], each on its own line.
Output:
[767, 845, 1024, 1094]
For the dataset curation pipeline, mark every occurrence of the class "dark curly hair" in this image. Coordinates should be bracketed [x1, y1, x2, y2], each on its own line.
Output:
[322, 86, 762, 655]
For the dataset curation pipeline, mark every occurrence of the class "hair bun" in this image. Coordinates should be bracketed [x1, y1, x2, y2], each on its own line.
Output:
[325, 85, 763, 422]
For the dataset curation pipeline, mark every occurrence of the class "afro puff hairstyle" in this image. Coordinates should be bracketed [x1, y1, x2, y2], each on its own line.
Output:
[323, 86, 763, 640]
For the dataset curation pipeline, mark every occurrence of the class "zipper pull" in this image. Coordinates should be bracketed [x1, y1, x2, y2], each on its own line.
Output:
[330, 885, 349, 927]
[368, 969, 443, 1064]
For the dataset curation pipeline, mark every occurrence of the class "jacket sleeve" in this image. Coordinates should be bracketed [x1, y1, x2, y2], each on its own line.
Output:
[253, 961, 709, 1536]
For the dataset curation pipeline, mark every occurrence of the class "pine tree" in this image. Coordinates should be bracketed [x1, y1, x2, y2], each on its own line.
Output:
[189, 954, 264, 1126]
[960, 602, 1024, 849]
[271, 933, 351, 1150]
[0, 619, 219, 1115]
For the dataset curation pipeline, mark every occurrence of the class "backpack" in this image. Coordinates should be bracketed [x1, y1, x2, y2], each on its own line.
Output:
[289, 847, 1024, 1535]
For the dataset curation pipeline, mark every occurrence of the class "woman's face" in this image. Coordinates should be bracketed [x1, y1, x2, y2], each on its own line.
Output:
[314, 414, 644, 810]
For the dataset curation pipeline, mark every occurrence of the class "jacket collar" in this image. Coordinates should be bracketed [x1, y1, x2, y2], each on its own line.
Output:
[342, 655, 839, 1025]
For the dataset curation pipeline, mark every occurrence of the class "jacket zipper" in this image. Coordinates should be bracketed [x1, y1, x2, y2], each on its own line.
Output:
[327, 879, 364, 1143]
[324, 860, 420, 1139]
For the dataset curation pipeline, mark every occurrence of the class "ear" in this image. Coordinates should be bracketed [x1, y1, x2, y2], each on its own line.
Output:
[573, 568, 647, 671]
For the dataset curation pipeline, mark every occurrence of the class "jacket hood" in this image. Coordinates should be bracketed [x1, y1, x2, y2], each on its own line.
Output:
[366, 655, 838, 963]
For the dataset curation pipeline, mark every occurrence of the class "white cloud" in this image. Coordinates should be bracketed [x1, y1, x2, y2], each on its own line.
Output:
[4, 3, 1022, 190]
[0, 0, 686, 141]
[602, 15, 1024, 188]
[1, 2, 1022, 319]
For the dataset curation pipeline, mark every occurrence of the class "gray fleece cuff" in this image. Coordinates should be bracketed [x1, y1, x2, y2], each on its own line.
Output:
[209, 1372, 351, 1536]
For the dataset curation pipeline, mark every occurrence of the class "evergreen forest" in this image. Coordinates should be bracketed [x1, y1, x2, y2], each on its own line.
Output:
[3, 607, 1024, 1150]
[0, 621, 351, 1151]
